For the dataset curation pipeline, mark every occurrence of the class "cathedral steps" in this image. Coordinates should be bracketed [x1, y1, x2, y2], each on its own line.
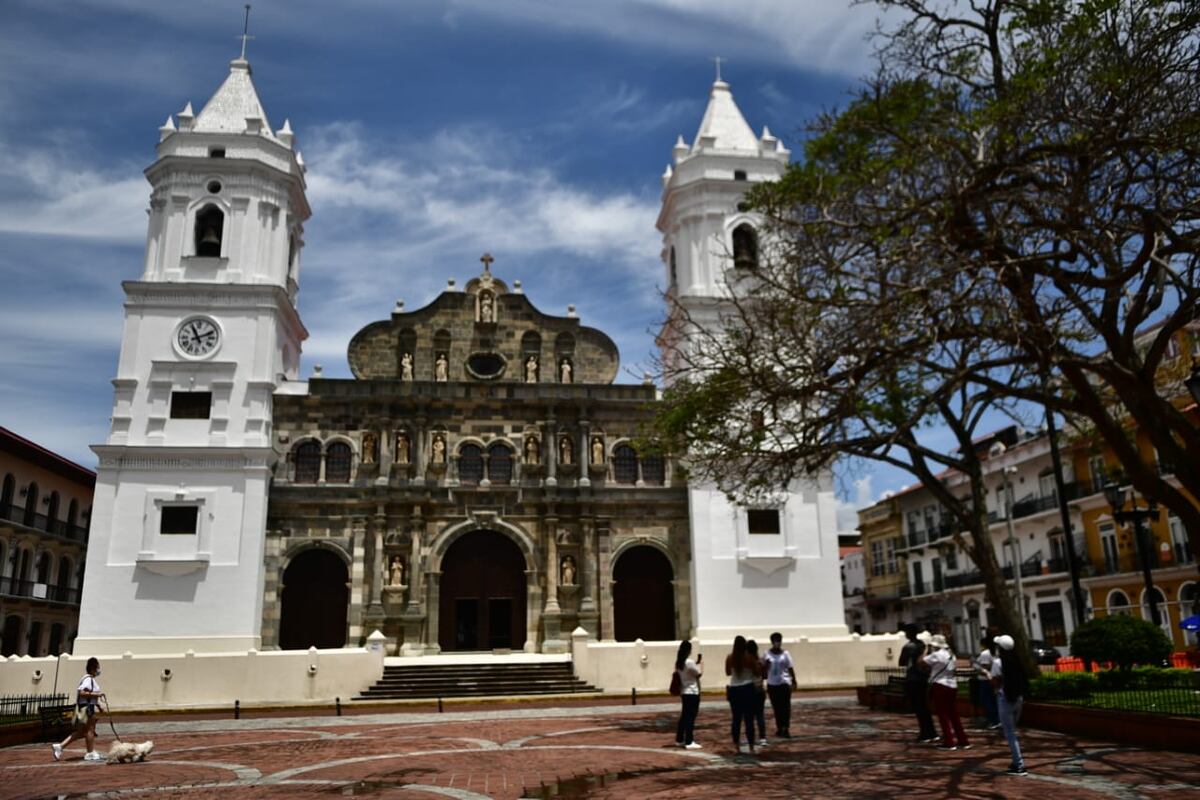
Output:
[354, 661, 597, 700]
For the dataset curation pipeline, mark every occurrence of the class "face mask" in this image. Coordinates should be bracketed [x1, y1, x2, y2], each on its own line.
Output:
[95, 670, 101, 676]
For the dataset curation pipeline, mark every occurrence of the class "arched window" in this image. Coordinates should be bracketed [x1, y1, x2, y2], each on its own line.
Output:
[641, 454, 666, 486]
[1141, 586, 1166, 621]
[56, 556, 72, 595]
[1107, 589, 1131, 616]
[732, 223, 758, 269]
[47, 623, 65, 656]
[458, 444, 484, 485]
[325, 442, 353, 483]
[0, 473, 14, 512]
[669, 246, 678, 288]
[36, 552, 51, 585]
[194, 205, 224, 257]
[46, 491, 60, 533]
[293, 441, 321, 483]
[23, 482, 38, 527]
[613, 444, 639, 485]
[66, 499, 79, 532]
[487, 443, 513, 485]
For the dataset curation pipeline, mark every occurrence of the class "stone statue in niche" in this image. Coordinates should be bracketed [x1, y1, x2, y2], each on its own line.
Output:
[431, 434, 446, 464]
[560, 555, 576, 586]
[400, 352, 413, 381]
[525, 355, 538, 383]
[435, 353, 449, 382]
[395, 432, 411, 464]
[559, 436, 573, 465]
[559, 358, 573, 384]
[479, 292, 495, 323]
[388, 556, 406, 587]
[524, 436, 539, 465]
[362, 432, 378, 464]
[556, 528, 574, 545]
[591, 436, 604, 465]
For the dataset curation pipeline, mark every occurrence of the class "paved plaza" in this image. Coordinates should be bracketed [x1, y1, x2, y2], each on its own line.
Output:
[5, 696, 1200, 799]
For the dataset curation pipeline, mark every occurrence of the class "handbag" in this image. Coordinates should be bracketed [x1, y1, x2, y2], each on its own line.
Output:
[669, 670, 682, 696]
[72, 705, 90, 727]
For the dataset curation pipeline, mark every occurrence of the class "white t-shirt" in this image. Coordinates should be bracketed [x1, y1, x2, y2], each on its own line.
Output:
[76, 675, 100, 706]
[763, 649, 795, 686]
[975, 649, 994, 675]
[677, 658, 702, 695]
[923, 648, 957, 688]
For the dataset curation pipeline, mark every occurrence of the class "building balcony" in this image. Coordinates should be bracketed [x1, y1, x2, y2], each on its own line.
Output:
[0, 576, 80, 605]
[0, 503, 89, 544]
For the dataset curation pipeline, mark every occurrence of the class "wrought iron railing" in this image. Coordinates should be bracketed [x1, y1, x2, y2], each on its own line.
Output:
[0, 693, 69, 727]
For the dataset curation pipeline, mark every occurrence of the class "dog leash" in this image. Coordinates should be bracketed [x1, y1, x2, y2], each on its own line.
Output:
[101, 698, 123, 743]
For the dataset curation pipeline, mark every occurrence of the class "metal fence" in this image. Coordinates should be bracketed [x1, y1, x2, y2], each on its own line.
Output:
[0, 693, 70, 727]
[1032, 672, 1200, 717]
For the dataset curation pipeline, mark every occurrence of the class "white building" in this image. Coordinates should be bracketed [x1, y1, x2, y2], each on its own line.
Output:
[656, 78, 846, 641]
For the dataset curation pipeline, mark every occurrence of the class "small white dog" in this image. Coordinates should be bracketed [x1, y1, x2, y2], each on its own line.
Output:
[106, 740, 154, 764]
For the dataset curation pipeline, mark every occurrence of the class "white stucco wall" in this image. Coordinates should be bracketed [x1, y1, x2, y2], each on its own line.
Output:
[0, 646, 382, 710]
[570, 629, 903, 692]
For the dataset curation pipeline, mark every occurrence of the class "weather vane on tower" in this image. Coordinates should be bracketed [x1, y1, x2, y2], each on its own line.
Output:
[238, 4, 254, 60]
[712, 56, 724, 82]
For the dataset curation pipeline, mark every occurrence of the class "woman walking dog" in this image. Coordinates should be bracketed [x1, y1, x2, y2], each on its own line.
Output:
[52, 657, 105, 762]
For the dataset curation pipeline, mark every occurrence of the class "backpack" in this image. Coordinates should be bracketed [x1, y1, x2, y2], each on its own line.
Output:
[669, 670, 682, 696]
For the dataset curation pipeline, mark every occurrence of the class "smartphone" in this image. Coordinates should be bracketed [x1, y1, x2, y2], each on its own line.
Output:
[697, 653, 703, 663]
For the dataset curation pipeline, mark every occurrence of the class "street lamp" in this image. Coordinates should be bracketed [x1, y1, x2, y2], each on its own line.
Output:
[1002, 466, 1032, 635]
[1103, 482, 1163, 627]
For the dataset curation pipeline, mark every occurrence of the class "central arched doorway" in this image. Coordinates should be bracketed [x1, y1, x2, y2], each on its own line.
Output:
[439, 530, 527, 651]
[279, 548, 349, 650]
[613, 545, 675, 642]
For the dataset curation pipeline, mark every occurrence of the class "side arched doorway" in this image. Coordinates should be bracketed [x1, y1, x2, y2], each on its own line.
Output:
[613, 545, 675, 641]
[1, 615, 22, 656]
[438, 530, 527, 651]
[278, 548, 349, 650]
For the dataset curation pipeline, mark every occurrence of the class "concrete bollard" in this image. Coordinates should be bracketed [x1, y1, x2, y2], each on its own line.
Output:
[234, 699, 240, 720]
[438, 697, 444, 713]
[336, 697, 342, 716]
[631, 687, 637, 705]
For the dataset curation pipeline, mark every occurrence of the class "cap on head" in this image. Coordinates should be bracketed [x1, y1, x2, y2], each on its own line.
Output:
[929, 634, 948, 649]
[995, 634, 1015, 651]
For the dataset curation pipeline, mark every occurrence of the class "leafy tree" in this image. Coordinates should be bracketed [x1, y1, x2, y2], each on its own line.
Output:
[1070, 614, 1172, 670]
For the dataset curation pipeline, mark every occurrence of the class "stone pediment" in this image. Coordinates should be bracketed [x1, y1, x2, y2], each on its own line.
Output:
[347, 267, 619, 384]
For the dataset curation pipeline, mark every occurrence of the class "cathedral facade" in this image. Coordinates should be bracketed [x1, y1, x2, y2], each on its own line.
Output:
[74, 52, 845, 658]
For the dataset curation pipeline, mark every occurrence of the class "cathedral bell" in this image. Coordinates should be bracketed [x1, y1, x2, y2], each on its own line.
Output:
[199, 227, 221, 247]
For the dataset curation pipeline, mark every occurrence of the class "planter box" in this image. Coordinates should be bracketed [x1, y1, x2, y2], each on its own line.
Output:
[1023, 702, 1200, 755]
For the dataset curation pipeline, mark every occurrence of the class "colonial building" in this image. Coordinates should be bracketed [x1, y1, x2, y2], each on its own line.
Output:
[858, 496, 906, 635]
[1, 427, 93, 656]
[74, 51, 847, 657]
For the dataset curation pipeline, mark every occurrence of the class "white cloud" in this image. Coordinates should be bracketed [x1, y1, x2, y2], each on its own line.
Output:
[835, 475, 874, 534]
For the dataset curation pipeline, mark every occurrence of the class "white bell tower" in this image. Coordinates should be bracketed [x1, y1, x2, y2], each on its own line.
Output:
[658, 77, 846, 641]
[75, 55, 310, 654]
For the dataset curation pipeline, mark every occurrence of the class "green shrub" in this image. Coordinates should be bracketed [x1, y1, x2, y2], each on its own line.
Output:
[1069, 615, 1172, 670]
[1030, 671, 1098, 700]
[1095, 666, 1194, 691]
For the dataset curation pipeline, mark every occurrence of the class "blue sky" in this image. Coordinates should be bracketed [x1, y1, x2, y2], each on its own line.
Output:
[0, 0, 905, 524]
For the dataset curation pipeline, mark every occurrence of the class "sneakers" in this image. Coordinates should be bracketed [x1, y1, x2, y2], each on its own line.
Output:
[83, 751, 104, 762]
[685, 742, 703, 750]
[675, 741, 685, 748]
[918, 736, 940, 744]
[935, 744, 958, 751]
[959, 744, 973, 750]
[757, 738, 769, 747]
[51, 743, 62, 761]
[988, 723, 1003, 730]
[1005, 766, 1028, 776]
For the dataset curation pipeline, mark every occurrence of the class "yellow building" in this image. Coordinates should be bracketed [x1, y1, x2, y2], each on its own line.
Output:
[1069, 325, 1199, 650]
[858, 497, 907, 634]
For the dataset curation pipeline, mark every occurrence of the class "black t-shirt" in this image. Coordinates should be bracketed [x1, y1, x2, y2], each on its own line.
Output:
[998, 652, 1029, 700]
[899, 640, 927, 683]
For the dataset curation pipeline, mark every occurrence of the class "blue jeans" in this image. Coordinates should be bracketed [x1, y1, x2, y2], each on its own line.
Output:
[998, 691, 1024, 770]
[978, 680, 998, 725]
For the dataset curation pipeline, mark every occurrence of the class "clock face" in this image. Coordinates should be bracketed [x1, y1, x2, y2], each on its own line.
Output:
[176, 318, 220, 357]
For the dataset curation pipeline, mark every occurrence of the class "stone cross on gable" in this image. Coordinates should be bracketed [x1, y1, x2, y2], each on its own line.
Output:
[480, 252, 494, 273]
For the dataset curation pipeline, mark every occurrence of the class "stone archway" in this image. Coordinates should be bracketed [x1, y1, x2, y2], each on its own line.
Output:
[1, 615, 22, 656]
[438, 530, 527, 651]
[613, 545, 675, 642]
[279, 548, 349, 650]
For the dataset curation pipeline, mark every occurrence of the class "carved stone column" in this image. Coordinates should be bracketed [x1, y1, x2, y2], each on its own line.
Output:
[348, 517, 368, 645]
[377, 428, 392, 485]
[545, 418, 558, 488]
[544, 516, 560, 614]
[578, 420, 591, 487]
[425, 570, 442, 654]
[597, 523, 614, 641]
[578, 518, 599, 638]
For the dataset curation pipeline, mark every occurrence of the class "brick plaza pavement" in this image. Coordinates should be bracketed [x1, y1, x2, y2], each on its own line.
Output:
[5, 695, 1199, 799]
